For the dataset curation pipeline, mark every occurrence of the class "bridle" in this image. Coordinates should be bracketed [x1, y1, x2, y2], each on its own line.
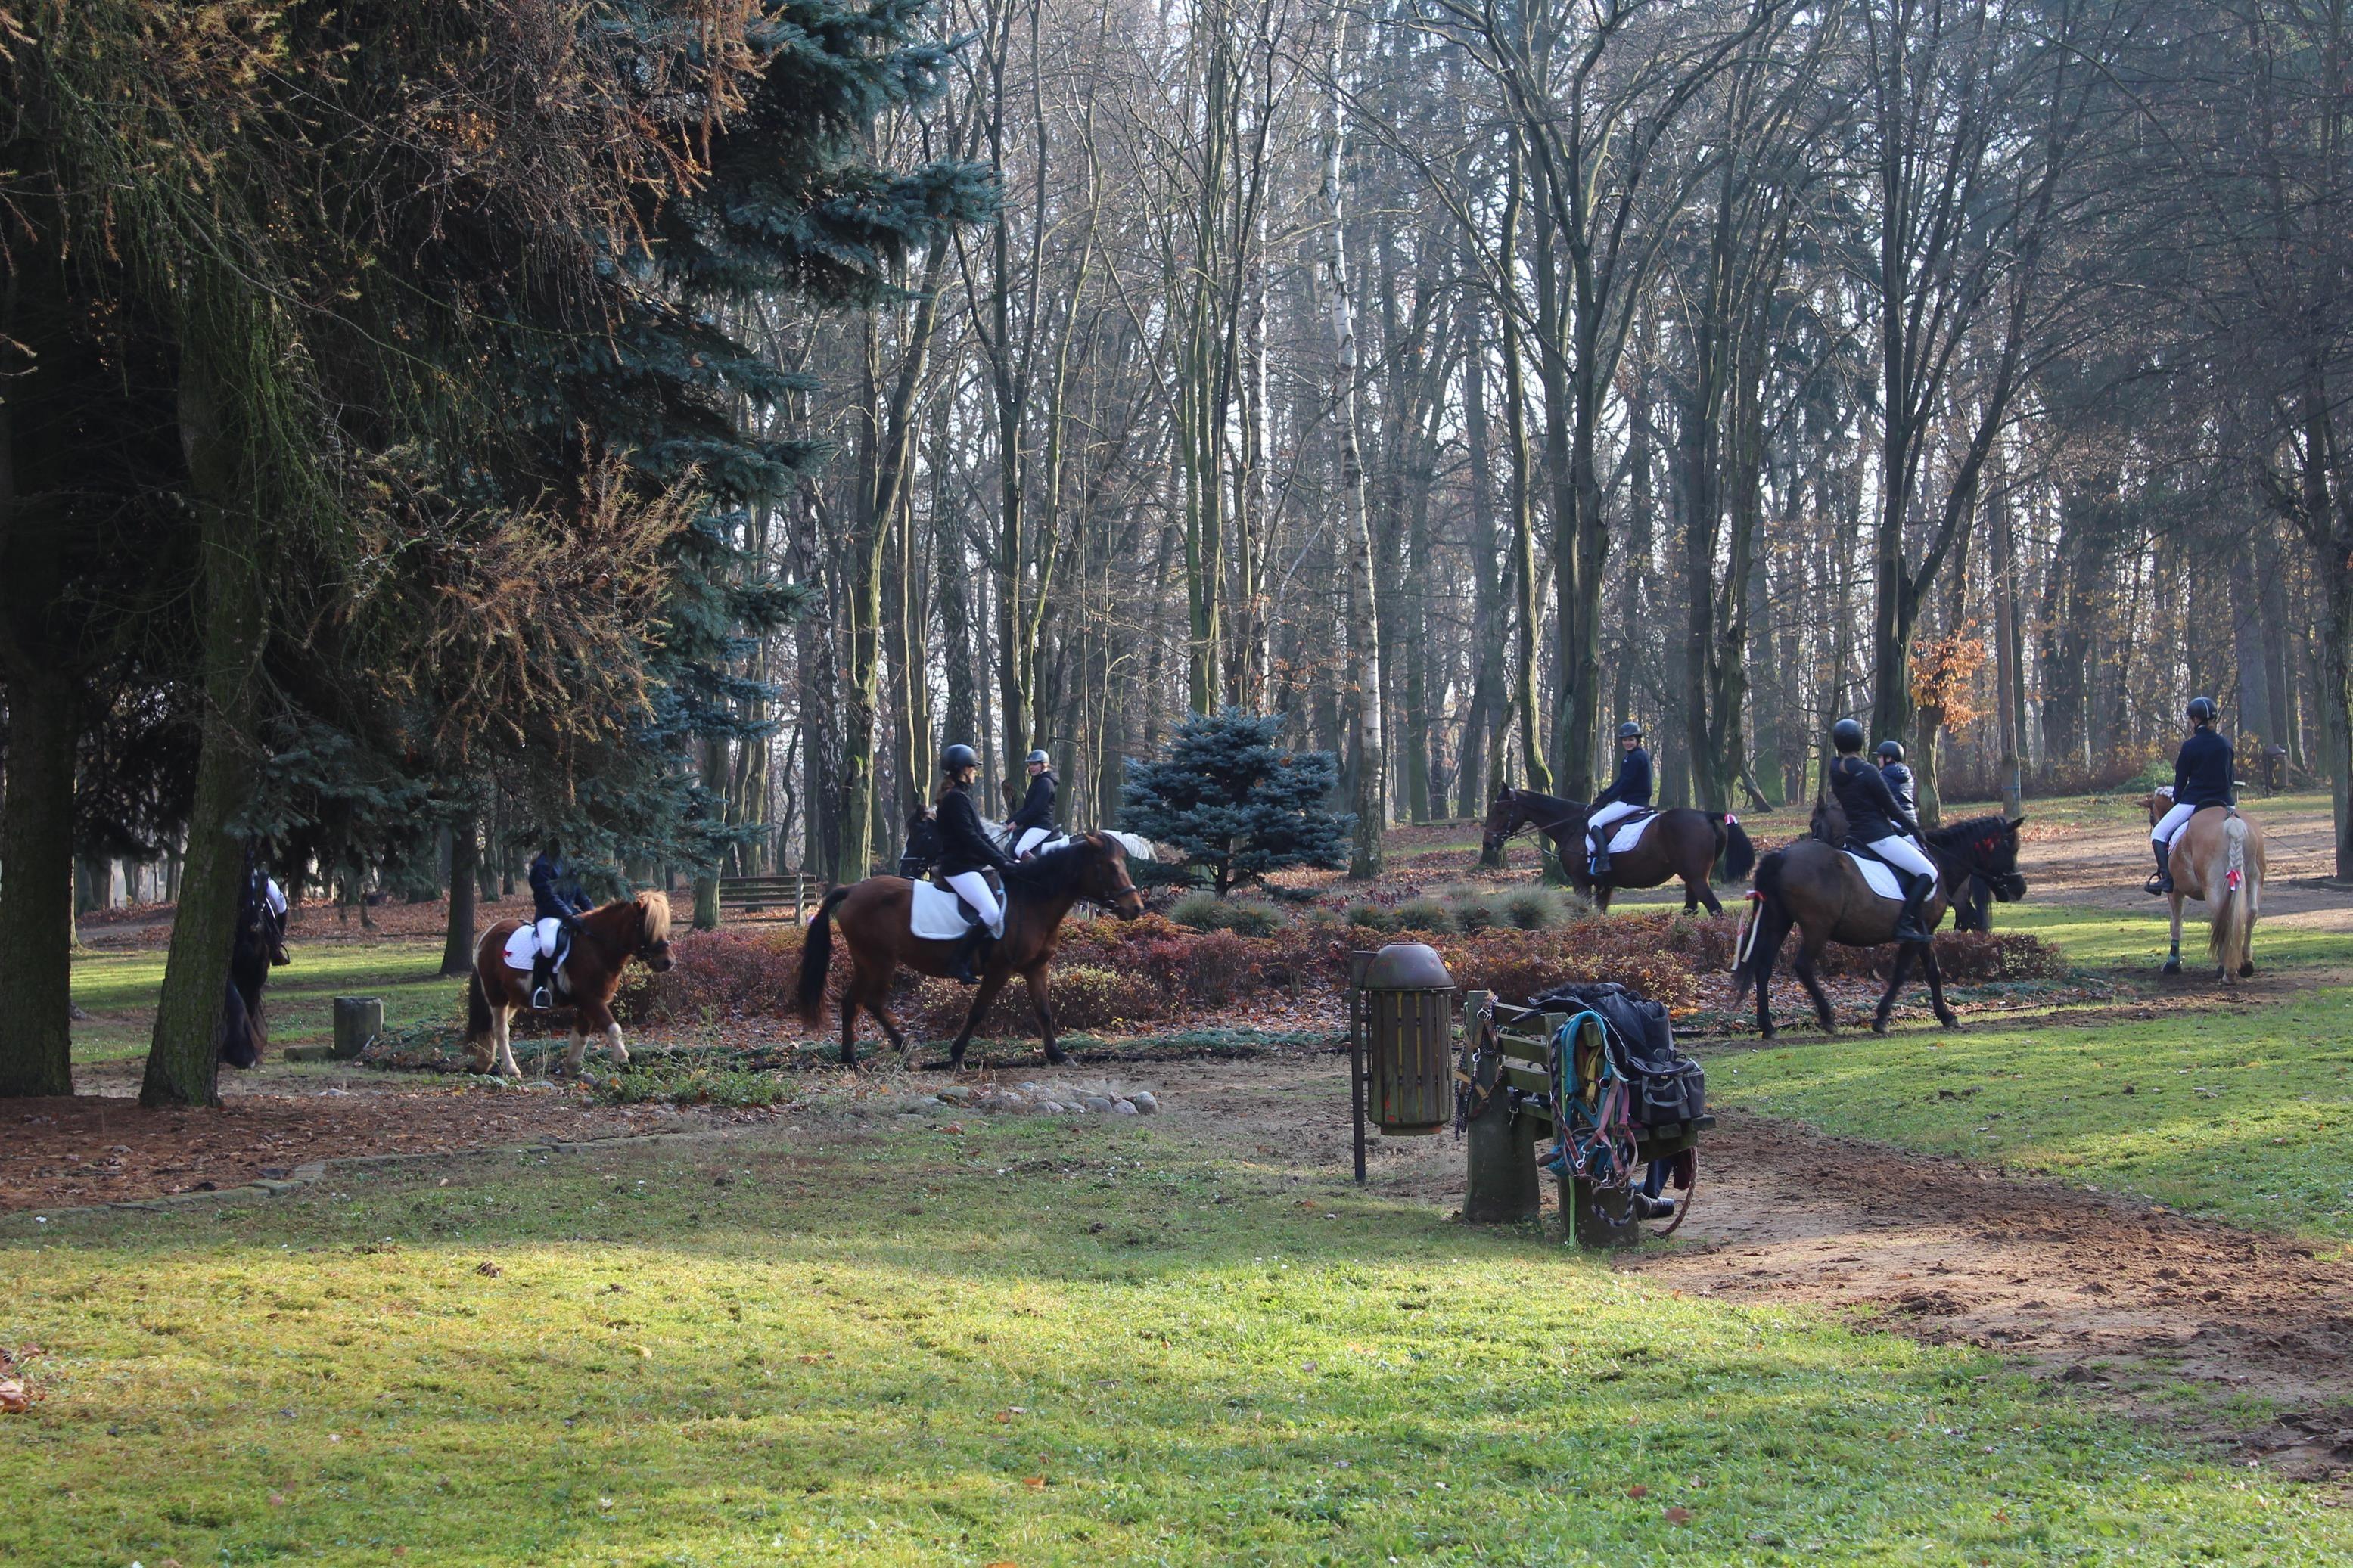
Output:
[1489, 790, 1584, 848]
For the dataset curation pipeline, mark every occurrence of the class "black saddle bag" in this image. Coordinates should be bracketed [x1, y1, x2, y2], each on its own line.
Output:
[1528, 980, 1706, 1129]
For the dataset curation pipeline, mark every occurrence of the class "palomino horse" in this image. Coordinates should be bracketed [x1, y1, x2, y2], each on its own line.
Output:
[795, 832, 1147, 1070]
[1480, 787, 1755, 913]
[2143, 789, 2264, 978]
[1732, 815, 2026, 1036]
[466, 892, 676, 1078]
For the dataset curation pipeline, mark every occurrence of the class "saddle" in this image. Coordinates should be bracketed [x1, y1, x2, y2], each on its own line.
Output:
[931, 867, 1003, 925]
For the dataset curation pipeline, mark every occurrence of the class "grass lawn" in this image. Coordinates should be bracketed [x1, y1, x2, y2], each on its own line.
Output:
[6, 1115, 2350, 1566]
[1997, 898, 2353, 973]
[70, 938, 458, 1062]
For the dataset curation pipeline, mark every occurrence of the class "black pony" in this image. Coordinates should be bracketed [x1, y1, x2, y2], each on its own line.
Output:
[219, 856, 291, 1067]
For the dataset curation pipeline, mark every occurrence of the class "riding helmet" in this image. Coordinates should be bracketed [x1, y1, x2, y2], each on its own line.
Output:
[1876, 739, 1906, 762]
[1832, 717, 1867, 753]
[2187, 695, 2218, 723]
[941, 743, 979, 773]
[1617, 722, 1643, 741]
[1026, 749, 1051, 766]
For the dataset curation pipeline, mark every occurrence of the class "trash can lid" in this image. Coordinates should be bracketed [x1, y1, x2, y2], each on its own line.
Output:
[1363, 942, 1455, 991]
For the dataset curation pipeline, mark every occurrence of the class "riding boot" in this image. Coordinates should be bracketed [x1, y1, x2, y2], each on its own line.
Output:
[947, 927, 986, 985]
[1589, 840, 1613, 883]
[2146, 839, 2174, 896]
[530, 955, 555, 1011]
[1894, 874, 1935, 945]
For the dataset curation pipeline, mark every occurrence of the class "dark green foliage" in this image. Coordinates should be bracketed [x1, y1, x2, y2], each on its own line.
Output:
[1121, 709, 1353, 896]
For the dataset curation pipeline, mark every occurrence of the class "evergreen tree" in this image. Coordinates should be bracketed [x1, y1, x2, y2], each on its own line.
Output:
[1121, 709, 1353, 897]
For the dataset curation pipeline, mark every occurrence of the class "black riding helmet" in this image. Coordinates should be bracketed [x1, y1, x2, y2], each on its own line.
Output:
[2187, 696, 2218, 725]
[1832, 717, 1867, 753]
[1617, 722, 1643, 741]
[941, 743, 979, 774]
[1876, 739, 1906, 763]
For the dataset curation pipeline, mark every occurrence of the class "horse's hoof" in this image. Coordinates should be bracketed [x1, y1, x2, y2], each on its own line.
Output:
[2161, 958, 2183, 976]
[2239, 962, 2255, 978]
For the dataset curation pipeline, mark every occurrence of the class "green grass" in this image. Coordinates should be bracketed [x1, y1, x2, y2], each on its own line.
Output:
[70, 938, 455, 1062]
[1710, 990, 2353, 1247]
[1997, 897, 2351, 973]
[6, 1118, 2349, 1566]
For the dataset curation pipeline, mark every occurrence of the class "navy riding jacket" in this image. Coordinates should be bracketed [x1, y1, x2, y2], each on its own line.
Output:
[1879, 760, 1918, 818]
[529, 855, 593, 922]
[1832, 755, 1920, 845]
[1010, 770, 1058, 832]
[2173, 727, 2236, 809]
[1593, 746, 1654, 811]
[937, 784, 1019, 878]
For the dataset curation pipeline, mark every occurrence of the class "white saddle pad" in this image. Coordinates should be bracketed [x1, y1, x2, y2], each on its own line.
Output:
[911, 880, 1002, 942]
[502, 925, 541, 972]
[1843, 851, 1905, 902]
[1605, 813, 1654, 855]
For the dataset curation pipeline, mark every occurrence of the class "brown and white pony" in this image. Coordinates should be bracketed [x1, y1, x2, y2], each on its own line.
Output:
[2143, 789, 2264, 978]
[466, 892, 676, 1078]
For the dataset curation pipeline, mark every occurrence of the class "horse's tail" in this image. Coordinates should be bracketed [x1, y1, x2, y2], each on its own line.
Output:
[466, 966, 491, 1038]
[1716, 815, 1755, 884]
[797, 889, 850, 1028]
[2210, 815, 2254, 971]
[1730, 851, 1790, 1002]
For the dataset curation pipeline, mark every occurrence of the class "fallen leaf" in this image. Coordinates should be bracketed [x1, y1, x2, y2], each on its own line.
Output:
[1664, 1506, 1692, 1525]
[1022, 1476, 1047, 1489]
[1626, 1485, 1648, 1499]
[476, 1262, 502, 1278]
[269, 1492, 288, 1507]
[0, 1378, 27, 1414]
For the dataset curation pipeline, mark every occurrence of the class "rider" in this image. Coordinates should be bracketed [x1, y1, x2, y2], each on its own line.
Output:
[2147, 696, 2234, 896]
[936, 744, 1019, 985]
[1875, 739, 1917, 821]
[1009, 749, 1059, 858]
[527, 838, 593, 1010]
[1585, 722, 1652, 881]
[1830, 719, 1937, 944]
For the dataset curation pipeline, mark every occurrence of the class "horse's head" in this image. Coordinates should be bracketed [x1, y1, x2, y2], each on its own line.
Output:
[633, 891, 676, 973]
[1077, 833, 1148, 920]
[2143, 787, 2174, 827]
[1930, 815, 2028, 902]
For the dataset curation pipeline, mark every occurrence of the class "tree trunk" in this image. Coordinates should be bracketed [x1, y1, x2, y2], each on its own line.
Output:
[0, 669, 77, 1097]
[439, 806, 480, 977]
[1324, 18, 1383, 879]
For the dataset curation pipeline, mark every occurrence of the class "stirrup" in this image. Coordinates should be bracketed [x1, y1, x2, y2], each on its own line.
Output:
[530, 985, 553, 1010]
[2144, 873, 2171, 896]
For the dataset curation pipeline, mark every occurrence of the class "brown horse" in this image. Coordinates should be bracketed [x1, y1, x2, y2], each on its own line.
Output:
[1480, 787, 1755, 913]
[794, 832, 1146, 1070]
[1731, 815, 2025, 1037]
[466, 892, 676, 1079]
[2143, 790, 2264, 978]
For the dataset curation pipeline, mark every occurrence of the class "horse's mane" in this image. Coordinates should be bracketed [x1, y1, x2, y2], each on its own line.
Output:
[1509, 787, 1589, 816]
[1922, 815, 2013, 854]
[634, 890, 672, 943]
[1005, 834, 1108, 896]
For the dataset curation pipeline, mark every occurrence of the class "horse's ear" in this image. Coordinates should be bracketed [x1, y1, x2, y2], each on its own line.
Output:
[2007, 815, 2028, 829]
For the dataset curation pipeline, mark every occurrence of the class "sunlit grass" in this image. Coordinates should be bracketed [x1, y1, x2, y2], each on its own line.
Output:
[70, 939, 457, 1062]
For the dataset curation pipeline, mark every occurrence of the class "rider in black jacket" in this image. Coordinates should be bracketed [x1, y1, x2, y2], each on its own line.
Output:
[1009, 749, 1058, 857]
[2148, 697, 2234, 894]
[936, 744, 1018, 983]
[1875, 740, 1917, 819]
[1586, 722, 1653, 880]
[1830, 719, 1936, 943]
[527, 841, 594, 1009]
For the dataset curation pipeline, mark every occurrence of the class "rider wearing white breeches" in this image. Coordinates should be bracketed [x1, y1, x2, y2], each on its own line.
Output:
[943, 870, 1002, 933]
[1009, 750, 1058, 858]
[1829, 718, 1936, 943]
[1587, 722, 1653, 878]
[2148, 696, 2236, 894]
[934, 744, 1022, 983]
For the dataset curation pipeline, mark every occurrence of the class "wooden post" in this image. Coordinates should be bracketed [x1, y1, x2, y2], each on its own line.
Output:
[331, 996, 382, 1060]
[1347, 951, 1373, 1184]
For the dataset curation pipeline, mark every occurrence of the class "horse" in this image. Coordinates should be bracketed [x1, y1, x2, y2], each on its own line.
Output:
[1732, 815, 2026, 1037]
[2143, 789, 2264, 978]
[1808, 796, 2016, 933]
[465, 891, 676, 1079]
[794, 831, 1147, 1071]
[1480, 787, 1755, 913]
[218, 864, 291, 1068]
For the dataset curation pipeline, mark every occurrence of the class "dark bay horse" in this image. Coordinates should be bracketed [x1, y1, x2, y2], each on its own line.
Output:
[795, 832, 1146, 1070]
[467, 892, 676, 1078]
[1481, 787, 1755, 913]
[1732, 815, 2025, 1037]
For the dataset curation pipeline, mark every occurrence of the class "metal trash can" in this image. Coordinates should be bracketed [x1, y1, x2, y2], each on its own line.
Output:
[1348, 944, 1457, 1152]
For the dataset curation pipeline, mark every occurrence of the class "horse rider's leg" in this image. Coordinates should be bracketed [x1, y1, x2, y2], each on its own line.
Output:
[1872, 944, 1916, 1035]
[947, 971, 1012, 1071]
[580, 998, 628, 1068]
[1793, 933, 1836, 1032]
[2165, 890, 2186, 975]
[1024, 965, 1067, 1067]
[1920, 943, 1958, 1029]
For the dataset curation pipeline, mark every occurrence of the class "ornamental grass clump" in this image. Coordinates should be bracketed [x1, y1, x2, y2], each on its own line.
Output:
[1392, 898, 1457, 934]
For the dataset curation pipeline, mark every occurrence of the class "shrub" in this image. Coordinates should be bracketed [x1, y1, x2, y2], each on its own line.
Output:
[1392, 897, 1456, 934]
[615, 929, 800, 1026]
[1167, 893, 1286, 936]
[1344, 902, 1397, 933]
[1167, 891, 1225, 930]
[1452, 895, 1500, 933]
[1223, 901, 1285, 937]
[1500, 887, 1563, 930]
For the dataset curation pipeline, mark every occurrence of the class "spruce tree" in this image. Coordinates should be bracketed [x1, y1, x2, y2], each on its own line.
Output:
[1121, 710, 1354, 897]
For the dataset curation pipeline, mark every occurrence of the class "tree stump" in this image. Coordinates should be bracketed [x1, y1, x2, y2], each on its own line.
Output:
[331, 996, 382, 1060]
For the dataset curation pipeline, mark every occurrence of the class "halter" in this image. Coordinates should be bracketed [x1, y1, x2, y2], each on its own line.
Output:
[1493, 790, 1585, 843]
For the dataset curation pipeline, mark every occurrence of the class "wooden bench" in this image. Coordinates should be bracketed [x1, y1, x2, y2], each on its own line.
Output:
[1459, 990, 1714, 1247]
[714, 872, 821, 923]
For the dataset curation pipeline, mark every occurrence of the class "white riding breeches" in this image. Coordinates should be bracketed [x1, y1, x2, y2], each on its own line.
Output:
[263, 877, 288, 918]
[1013, 826, 1054, 857]
[1864, 833, 1937, 884]
[535, 917, 564, 959]
[1587, 800, 1643, 849]
[2151, 801, 2197, 847]
[943, 871, 1002, 929]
